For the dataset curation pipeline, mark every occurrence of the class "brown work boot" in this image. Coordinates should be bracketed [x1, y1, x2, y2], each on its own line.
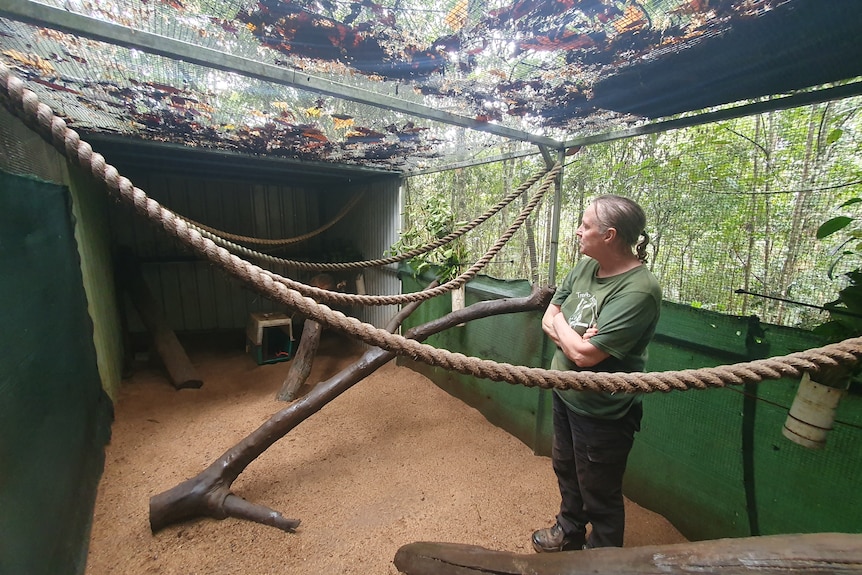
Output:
[531, 522, 585, 553]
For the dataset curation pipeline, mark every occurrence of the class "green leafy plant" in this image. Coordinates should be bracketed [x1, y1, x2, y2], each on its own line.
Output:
[814, 198, 862, 342]
[388, 195, 468, 282]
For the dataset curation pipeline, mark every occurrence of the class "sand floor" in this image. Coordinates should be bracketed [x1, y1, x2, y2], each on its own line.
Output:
[85, 331, 687, 574]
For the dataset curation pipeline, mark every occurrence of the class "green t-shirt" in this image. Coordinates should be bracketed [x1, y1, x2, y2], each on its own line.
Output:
[550, 257, 662, 419]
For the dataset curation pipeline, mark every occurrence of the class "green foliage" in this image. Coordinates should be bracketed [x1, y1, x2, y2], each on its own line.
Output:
[815, 200, 862, 341]
[388, 194, 468, 282]
[400, 98, 862, 329]
[817, 216, 854, 239]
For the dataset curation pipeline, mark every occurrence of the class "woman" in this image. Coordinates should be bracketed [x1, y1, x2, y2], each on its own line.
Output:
[532, 194, 662, 552]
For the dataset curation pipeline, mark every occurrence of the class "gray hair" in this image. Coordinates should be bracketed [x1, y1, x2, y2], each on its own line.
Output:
[591, 195, 650, 263]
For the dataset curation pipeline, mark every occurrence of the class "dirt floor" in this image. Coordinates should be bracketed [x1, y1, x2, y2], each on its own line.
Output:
[85, 331, 688, 575]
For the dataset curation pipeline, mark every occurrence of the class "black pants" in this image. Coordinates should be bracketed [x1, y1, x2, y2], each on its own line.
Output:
[551, 392, 642, 548]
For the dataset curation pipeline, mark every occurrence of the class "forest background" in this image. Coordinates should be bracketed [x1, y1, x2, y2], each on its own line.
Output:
[398, 96, 862, 331]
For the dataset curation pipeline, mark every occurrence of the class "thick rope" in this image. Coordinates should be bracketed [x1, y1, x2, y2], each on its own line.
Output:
[186, 163, 559, 307]
[3, 61, 861, 393]
[185, 190, 365, 246]
[184, 164, 553, 272]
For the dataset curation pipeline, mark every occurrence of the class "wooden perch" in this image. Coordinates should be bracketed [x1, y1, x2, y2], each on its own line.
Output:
[277, 319, 322, 401]
[278, 273, 342, 401]
[393, 533, 862, 574]
[149, 284, 553, 533]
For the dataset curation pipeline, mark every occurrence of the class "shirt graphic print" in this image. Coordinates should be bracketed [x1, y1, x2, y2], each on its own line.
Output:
[568, 292, 597, 336]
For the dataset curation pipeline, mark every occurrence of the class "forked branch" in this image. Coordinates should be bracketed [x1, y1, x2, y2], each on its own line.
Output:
[149, 285, 553, 533]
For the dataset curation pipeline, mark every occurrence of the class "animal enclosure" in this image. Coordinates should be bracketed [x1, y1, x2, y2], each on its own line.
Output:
[2, 1, 862, 574]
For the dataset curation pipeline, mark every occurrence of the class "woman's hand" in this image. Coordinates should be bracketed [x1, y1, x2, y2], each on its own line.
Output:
[552, 316, 609, 368]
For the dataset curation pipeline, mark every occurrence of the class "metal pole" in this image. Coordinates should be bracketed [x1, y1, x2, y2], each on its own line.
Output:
[548, 149, 564, 286]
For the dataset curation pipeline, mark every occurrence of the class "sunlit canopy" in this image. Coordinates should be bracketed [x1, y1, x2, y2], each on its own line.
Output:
[1, 0, 861, 175]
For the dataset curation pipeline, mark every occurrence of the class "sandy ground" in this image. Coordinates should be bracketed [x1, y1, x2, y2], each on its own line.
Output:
[85, 331, 687, 575]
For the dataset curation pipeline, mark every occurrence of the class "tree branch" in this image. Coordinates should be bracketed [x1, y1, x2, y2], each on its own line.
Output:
[149, 284, 553, 533]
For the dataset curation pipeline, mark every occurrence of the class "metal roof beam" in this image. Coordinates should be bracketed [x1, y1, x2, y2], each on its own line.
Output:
[562, 82, 862, 148]
[0, 0, 563, 149]
[82, 133, 396, 183]
[405, 148, 541, 177]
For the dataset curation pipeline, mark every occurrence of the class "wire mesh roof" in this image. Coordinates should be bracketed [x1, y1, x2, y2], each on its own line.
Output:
[1, 0, 861, 174]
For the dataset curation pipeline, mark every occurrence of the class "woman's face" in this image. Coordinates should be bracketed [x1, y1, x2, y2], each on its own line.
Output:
[576, 204, 608, 258]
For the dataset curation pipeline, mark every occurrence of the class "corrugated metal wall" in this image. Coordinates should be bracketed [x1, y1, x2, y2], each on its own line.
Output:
[332, 178, 401, 334]
[110, 166, 402, 334]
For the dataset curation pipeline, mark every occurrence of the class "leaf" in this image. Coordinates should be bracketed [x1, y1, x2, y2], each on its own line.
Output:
[302, 129, 328, 142]
[816, 216, 853, 239]
[2, 49, 55, 74]
[332, 116, 354, 129]
[838, 284, 862, 313]
[826, 128, 843, 145]
[445, 0, 468, 31]
[613, 5, 647, 34]
[847, 270, 862, 285]
[812, 320, 853, 340]
[839, 197, 862, 208]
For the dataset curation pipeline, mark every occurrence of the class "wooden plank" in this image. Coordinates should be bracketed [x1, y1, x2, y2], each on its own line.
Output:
[117, 254, 202, 389]
[394, 533, 862, 575]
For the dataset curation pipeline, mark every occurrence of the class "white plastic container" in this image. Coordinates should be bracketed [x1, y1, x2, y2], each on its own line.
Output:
[782, 372, 845, 449]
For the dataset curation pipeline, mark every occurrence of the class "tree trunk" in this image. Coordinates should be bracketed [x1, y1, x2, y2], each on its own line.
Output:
[276, 319, 323, 401]
[394, 533, 862, 575]
[149, 285, 553, 534]
[775, 106, 820, 324]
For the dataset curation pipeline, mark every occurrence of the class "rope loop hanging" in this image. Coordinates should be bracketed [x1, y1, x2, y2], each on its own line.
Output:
[180, 162, 553, 273]
[3, 61, 862, 395]
[186, 162, 559, 307]
[184, 191, 365, 246]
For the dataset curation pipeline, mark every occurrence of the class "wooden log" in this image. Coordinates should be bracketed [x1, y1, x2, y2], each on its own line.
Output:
[116, 253, 202, 390]
[149, 284, 553, 534]
[276, 273, 338, 401]
[393, 533, 862, 574]
[276, 319, 323, 401]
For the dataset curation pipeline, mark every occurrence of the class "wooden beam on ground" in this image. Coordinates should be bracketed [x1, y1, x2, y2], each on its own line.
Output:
[116, 253, 202, 390]
[394, 533, 862, 574]
[148, 284, 551, 534]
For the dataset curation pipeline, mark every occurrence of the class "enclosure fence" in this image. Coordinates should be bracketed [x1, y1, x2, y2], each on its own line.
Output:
[406, 97, 862, 330]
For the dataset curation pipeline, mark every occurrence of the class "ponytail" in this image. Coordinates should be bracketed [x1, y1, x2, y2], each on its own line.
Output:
[636, 231, 650, 264]
[592, 195, 650, 263]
